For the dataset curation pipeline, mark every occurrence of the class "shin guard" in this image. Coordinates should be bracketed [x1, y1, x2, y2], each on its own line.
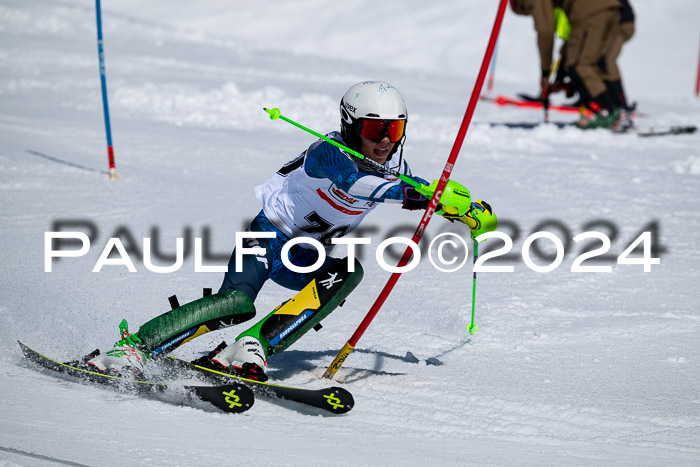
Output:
[236, 258, 364, 357]
[137, 290, 256, 357]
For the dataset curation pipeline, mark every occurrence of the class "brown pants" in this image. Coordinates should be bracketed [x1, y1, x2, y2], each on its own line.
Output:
[565, 7, 621, 98]
[602, 21, 635, 82]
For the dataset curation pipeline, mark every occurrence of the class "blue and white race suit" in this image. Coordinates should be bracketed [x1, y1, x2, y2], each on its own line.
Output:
[220, 131, 426, 301]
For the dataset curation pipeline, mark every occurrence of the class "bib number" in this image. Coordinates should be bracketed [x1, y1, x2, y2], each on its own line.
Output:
[301, 211, 349, 246]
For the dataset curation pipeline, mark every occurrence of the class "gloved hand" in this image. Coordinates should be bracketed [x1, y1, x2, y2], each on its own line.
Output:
[550, 79, 564, 94]
[402, 182, 472, 217]
[413, 179, 472, 215]
[401, 185, 430, 211]
[551, 78, 575, 97]
[441, 200, 497, 239]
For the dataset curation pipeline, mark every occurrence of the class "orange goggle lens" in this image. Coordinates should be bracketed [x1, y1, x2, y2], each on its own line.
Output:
[359, 119, 405, 143]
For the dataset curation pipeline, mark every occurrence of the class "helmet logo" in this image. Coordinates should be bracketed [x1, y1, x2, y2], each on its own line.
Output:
[342, 100, 357, 114]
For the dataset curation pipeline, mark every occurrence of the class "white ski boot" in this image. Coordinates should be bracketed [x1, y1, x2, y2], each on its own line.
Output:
[211, 336, 268, 381]
[86, 319, 147, 379]
[87, 345, 146, 378]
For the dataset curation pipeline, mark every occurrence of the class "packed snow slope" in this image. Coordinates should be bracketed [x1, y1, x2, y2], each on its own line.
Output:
[1, 1, 699, 465]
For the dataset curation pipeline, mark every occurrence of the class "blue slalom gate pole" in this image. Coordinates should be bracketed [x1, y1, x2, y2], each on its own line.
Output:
[95, 0, 117, 180]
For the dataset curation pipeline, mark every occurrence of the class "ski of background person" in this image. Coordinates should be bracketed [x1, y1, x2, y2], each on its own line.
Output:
[482, 121, 697, 136]
[165, 356, 354, 415]
[516, 93, 649, 118]
[517, 92, 581, 108]
[636, 125, 697, 137]
[484, 121, 571, 129]
[18, 341, 254, 414]
[517, 92, 548, 102]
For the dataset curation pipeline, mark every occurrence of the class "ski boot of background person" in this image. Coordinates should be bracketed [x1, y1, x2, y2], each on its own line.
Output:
[615, 108, 635, 132]
[84, 320, 148, 379]
[191, 338, 268, 381]
[576, 107, 621, 130]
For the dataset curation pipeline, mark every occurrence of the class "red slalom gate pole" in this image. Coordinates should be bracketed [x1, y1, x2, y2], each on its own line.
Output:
[695, 34, 700, 97]
[322, 0, 509, 380]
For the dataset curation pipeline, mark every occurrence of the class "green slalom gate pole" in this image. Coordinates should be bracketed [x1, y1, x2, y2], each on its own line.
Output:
[468, 238, 479, 335]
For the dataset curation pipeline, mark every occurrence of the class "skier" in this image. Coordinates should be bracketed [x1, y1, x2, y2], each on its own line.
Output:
[85, 81, 496, 381]
[510, 0, 624, 129]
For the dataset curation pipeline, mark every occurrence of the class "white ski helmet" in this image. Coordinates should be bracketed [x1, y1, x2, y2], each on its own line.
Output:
[340, 81, 408, 159]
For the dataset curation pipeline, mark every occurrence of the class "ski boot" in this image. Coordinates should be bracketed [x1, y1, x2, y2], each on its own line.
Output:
[192, 337, 268, 382]
[576, 108, 621, 130]
[85, 319, 148, 379]
[614, 109, 634, 132]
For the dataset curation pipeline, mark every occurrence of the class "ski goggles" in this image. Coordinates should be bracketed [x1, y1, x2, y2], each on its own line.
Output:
[358, 118, 406, 143]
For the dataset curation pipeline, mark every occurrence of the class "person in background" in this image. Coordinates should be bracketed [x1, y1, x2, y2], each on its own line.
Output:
[510, 0, 624, 129]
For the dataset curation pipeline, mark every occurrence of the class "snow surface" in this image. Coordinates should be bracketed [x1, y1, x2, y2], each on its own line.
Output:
[1, 0, 700, 465]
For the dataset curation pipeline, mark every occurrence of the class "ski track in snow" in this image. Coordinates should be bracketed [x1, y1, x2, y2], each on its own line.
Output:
[1, 0, 700, 466]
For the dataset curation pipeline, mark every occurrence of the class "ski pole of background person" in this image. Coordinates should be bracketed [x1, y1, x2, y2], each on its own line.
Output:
[469, 238, 479, 335]
[542, 45, 564, 124]
[263, 108, 471, 214]
[95, 0, 117, 180]
[322, 0, 508, 380]
[544, 8, 570, 123]
[542, 82, 550, 123]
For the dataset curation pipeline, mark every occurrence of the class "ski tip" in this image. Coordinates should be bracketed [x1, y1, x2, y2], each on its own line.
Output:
[637, 125, 697, 137]
[323, 387, 354, 414]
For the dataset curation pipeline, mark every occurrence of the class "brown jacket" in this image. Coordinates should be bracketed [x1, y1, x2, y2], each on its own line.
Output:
[510, 0, 621, 76]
